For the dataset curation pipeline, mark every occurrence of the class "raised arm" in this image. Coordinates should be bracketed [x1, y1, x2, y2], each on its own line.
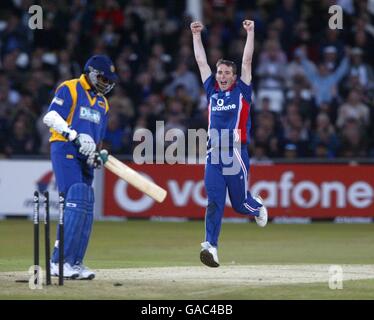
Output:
[295, 46, 318, 83]
[241, 20, 255, 85]
[331, 56, 349, 84]
[190, 21, 212, 83]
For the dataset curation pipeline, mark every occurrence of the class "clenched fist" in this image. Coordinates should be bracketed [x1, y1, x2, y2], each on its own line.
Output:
[87, 149, 108, 169]
[190, 21, 204, 34]
[243, 20, 254, 32]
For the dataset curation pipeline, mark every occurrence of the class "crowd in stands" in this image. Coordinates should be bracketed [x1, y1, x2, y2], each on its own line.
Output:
[0, 0, 373, 160]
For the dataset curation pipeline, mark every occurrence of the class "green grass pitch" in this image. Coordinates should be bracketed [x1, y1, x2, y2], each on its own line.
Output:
[1, 220, 374, 299]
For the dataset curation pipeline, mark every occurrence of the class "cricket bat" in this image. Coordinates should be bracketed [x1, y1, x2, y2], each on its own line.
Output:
[100, 151, 167, 203]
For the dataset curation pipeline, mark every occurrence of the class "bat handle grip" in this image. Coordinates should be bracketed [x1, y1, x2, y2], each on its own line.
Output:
[99, 149, 109, 164]
[74, 137, 108, 164]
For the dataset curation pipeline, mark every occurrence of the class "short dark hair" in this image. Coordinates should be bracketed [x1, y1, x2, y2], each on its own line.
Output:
[216, 59, 237, 75]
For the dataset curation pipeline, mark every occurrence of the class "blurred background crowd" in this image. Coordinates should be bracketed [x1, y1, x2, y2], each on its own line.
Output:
[0, 0, 373, 160]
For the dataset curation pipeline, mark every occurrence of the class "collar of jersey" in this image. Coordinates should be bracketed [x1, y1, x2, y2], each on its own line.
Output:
[79, 74, 97, 106]
[79, 74, 92, 91]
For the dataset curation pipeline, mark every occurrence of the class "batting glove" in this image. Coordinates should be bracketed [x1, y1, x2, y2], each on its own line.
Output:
[74, 133, 96, 157]
[87, 149, 108, 169]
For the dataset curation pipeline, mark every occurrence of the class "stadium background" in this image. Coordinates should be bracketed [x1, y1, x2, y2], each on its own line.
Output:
[0, 0, 373, 220]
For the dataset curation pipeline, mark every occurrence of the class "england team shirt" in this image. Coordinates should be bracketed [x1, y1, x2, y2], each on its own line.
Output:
[203, 74, 252, 150]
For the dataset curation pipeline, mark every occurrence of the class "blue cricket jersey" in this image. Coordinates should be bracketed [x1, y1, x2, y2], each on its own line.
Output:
[203, 74, 252, 150]
[47, 74, 109, 144]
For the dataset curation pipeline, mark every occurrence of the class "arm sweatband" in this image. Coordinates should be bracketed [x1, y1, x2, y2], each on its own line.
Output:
[43, 110, 77, 141]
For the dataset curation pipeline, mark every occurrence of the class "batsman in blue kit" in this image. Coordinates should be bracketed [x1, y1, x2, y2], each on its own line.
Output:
[43, 55, 118, 279]
[191, 20, 268, 267]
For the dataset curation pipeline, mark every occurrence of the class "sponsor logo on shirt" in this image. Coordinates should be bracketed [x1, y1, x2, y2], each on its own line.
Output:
[98, 100, 106, 109]
[52, 96, 64, 106]
[212, 99, 236, 111]
[79, 106, 101, 124]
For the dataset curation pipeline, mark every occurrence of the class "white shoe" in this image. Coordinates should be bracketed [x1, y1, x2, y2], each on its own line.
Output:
[50, 262, 80, 279]
[254, 196, 268, 227]
[73, 264, 95, 280]
[200, 242, 219, 267]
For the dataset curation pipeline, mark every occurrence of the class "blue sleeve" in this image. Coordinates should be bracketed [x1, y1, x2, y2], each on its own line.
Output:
[47, 85, 73, 120]
[331, 57, 349, 84]
[203, 74, 215, 98]
[237, 79, 252, 102]
[300, 58, 318, 84]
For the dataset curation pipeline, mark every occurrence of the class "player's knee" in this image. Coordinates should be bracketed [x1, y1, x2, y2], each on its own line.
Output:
[66, 183, 92, 212]
[67, 183, 90, 198]
[206, 201, 217, 216]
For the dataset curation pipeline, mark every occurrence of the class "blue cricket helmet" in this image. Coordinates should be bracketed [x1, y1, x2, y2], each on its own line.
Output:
[84, 55, 118, 95]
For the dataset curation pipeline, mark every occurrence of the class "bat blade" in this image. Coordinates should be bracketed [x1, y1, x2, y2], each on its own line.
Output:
[105, 155, 167, 203]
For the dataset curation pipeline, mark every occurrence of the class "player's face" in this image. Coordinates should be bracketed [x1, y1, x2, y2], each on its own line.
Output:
[216, 64, 236, 91]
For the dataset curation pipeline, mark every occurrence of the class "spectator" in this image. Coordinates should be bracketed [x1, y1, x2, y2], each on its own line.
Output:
[109, 87, 135, 121]
[0, 13, 29, 56]
[164, 61, 200, 102]
[322, 46, 339, 72]
[336, 88, 370, 128]
[4, 117, 38, 156]
[256, 39, 287, 112]
[319, 28, 345, 62]
[251, 142, 271, 162]
[103, 113, 130, 154]
[273, 0, 301, 52]
[0, 1, 372, 161]
[348, 47, 374, 90]
[134, 71, 154, 103]
[57, 50, 81, 82]
[281, 103, 310, 157]
[252, 98, 282, 159]
[338, 118, 367, 157]
[174, 84, 195, 117]
[283, 143, 297, 159]
[297, 46, 350, 107]
[311, 112, 339, 158]
[285, 50, 307, 89]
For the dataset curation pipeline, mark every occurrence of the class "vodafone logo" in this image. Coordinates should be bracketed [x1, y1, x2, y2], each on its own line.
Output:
[252, 172, 373, 209]
[212, 98, 236, 111]
[112, 170, 373, 213]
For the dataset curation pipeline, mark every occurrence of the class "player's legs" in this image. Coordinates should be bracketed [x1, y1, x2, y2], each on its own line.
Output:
[50, 142, 94, 277]
[58, 183, 91, 264]
[204, 160, 227, 247]
[225, 147, 262, 216]
[73, 185, 95, 279]
[74, 186, 94, 264]
[201, 157, 227, 267]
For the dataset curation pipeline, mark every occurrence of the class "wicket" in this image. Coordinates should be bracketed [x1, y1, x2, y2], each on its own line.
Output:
[58, 192, 65, 286]
[43, 192, 51, 285]
[33, 191, 39, 285]
[33, 190, 64, 286]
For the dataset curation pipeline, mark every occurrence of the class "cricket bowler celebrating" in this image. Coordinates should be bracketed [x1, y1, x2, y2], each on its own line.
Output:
[191, 20, 268, 267]
[43, 55, 117, 279]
